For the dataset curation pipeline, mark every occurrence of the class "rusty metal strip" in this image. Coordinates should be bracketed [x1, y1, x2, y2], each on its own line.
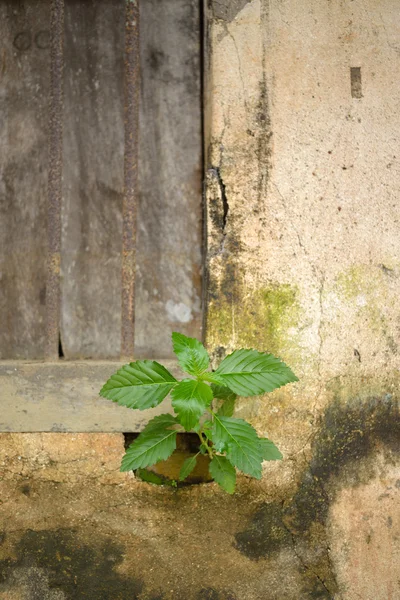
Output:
[121, 0, 140, 360]
[45, 0, 64, 360]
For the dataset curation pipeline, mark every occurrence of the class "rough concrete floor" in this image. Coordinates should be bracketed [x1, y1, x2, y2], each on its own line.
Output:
[0, 430, 399, 600]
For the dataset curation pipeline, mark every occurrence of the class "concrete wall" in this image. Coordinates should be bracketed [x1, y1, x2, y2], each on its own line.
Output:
[0, 1, 399, 599]
[204, 0, 400, 597]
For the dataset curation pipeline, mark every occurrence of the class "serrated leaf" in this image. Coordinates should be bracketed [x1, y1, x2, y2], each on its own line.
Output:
[136, 468, 165, 486]
[121, 414, 178, 471]
[212, 384, 237, 417]
[201, 372, 226, 385]
[136, 468, 164, 485]
[172, 332, 210, 376]
[217, 397, 236, 417]
[171, 379, 213, 431]
[212, 416, 263, 478]
[211, 384, 237, 401]
[136, 468, 177, 487]
[209, 455, 236, 494]
[100, 361, 177, 410]
[202, 420, 213, 435]
[259, 438, 283, 461]
[179, 455, 198, 481]
[214, 349, 298, 396]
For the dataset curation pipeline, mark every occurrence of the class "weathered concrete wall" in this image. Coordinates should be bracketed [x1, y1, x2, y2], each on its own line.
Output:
[204, 0, 400, 597]
[0, 0, 399, 598]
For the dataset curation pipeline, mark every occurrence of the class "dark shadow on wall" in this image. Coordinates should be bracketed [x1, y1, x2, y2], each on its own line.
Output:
[234, 394, 400, 598]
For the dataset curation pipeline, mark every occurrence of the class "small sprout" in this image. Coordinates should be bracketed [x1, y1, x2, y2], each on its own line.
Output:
[100, 333, 298, 493]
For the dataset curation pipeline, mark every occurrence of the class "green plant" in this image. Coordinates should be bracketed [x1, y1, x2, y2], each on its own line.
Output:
[99, 333, 298, 494]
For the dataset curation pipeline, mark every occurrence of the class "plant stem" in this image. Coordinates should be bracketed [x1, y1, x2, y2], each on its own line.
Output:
[198, 430, 214, 459]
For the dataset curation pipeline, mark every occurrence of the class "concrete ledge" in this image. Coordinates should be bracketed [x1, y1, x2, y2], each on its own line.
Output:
[0, 361, 178, 432]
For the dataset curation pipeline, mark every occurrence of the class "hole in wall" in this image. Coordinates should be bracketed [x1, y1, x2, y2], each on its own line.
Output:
[123, 432, 139, 450]
[350, 66, 362, 98]
[122, 432, 212, 486]
[58, 334, 64, 358]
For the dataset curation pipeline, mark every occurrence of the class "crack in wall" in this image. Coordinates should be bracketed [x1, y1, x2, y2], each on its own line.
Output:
[215, 166, 229, 233]
[281, 514, 334, 598]
[208, 166, 230, 255]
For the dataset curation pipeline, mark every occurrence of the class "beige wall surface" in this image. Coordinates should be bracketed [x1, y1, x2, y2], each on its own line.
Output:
[0, 1, 399, 598]
[204, 0, 400, 597]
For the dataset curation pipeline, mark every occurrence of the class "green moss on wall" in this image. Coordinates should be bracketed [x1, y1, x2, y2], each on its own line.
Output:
[336, 264, 398, 353]
[336, 264, 383, 301]
[261, 285, 298, 350]
[206, 282, 301, 364]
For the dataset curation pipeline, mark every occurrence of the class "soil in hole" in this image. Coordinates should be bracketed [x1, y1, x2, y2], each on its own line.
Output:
[123, 432, 212, 486]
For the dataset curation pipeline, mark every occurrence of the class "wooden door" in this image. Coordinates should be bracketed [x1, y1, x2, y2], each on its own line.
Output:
[0, 0, 203, 360]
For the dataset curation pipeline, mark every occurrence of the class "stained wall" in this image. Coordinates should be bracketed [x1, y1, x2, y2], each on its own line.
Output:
[0, 1, 399, 598]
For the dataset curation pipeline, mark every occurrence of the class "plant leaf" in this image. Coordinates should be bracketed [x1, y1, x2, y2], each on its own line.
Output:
[259, 438, 283, 461]
[202, 420, 213, 435]
[121, 414, 178, 471]
[217, 397, 236, 417]
[136, 468, 177, 487]
[136, 468, 167, 486]
[209, 455, 236, 494]
[201, 372, 226, 385]
[214, 349, 298, 396]
[171, 379, 213, 431]
[212, 416, 263, 478]
[100, 361, 177, 410]
[212, 384, 237, 417]
[179, 455, 198, 481]
[211, 384, 237, 400]
[172, 332, 210, 376]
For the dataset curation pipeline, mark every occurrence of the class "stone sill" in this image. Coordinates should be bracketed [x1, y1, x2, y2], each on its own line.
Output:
[0, 360, 178, 433]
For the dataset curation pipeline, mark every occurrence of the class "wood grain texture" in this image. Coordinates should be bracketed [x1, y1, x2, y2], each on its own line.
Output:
[1, 0, 202, 360]
[61, 0, 202, 359]
[135, 0, 203, 357]
[0, 1, 51, 358]
[61, 0, 125, 358]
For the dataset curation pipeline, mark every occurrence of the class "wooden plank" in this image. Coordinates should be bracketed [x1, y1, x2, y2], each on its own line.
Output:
[1, 0, 202, 360]
[0, 0, 51, 358]
[135, 0, 203, 357]
[45, 0, 64, 360]
[0, 361, 178, 432]
[61, 0, 203, 359]
[61, 0, 125, 358]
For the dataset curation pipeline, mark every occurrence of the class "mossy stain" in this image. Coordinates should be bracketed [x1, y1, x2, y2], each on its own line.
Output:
[207, 282, 300, 364]
[335, 264, 398, 353]
[0, 529, 143, 599]
[234, 392, 399, 596]
[234, 503, 291, 560]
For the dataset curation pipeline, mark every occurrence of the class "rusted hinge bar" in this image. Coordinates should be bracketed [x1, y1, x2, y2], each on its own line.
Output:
[45, 0, 64, 360]
[121, 0, 140, 360]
